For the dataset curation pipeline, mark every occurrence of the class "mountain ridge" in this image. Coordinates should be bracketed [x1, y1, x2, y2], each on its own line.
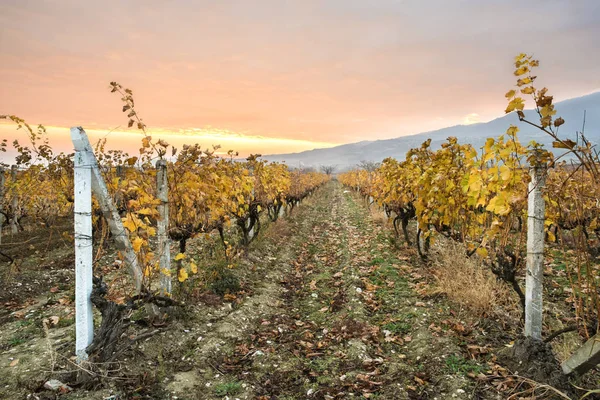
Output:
[264, 91, 600, 170]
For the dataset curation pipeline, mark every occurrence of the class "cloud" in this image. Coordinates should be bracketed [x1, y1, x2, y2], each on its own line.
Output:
[0, 0, 599, 147]
[463, 113, 480, 125]
[0, 123, 338, 164]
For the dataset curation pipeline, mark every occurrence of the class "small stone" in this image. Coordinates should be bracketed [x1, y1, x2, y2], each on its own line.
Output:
[44, 379, 72, 392]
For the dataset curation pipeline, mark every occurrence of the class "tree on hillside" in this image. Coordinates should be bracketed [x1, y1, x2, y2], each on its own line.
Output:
[320, 165, 337, 175]
[357, 160, 380, 172]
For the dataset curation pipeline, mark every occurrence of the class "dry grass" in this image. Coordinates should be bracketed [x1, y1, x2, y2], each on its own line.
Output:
[430, 239, 519, 317]
[551, 329, 582, 363]
[369, 208, 390, 229]
[262, 217, 291, 241]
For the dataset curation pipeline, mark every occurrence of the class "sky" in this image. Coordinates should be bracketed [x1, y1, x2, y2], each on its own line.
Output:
[1, 0, 600, 158]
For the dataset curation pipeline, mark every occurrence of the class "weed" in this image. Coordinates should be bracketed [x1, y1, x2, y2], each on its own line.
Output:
[214, 381, 242, 397]
[210, 270, 240, 295]
[370, 256, 385, 266]
[8, 337, 26, 346]
[382, 321, 412, 335]
[445, 354, 484, 375]
[56, 316, 75, 328]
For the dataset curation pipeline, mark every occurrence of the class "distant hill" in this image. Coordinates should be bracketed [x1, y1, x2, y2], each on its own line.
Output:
[264, 92, 600, 170]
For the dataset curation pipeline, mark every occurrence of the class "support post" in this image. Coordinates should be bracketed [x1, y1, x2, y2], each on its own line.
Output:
[562, 333, 600, 376]
[0, 166, 5, 244]
[74, 151, 94, 361]
[70, 127, 144, 293]
[10, 165, 18, 234]
[525, 163, 546, 340]
[278, 202, 285, 219]
[156, 159, 171, 295]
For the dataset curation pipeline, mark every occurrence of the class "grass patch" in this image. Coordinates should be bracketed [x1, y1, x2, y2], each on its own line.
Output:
[56, 316, 75, 328]
[214, 381, 242, 397]
[445, 354, 484, 375]
[382, 321, 411, 335]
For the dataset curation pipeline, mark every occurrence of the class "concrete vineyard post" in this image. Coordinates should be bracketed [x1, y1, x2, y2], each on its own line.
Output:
[0, 166, 4, 244]
[74, 151, 94, 361]
[10, 165, 18, 234]
[156, 159, 171, 295]
[70, 127, 144, 293]
[524, 164, 546, 340]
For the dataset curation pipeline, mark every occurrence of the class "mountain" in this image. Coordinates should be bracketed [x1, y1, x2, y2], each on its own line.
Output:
[264, 92, 600, 170]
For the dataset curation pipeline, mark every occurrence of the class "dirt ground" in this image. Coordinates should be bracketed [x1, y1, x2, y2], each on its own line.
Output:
[0, 181, 598, 399]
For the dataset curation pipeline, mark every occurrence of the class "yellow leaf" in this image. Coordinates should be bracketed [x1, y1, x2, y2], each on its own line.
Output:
[514, 53, 527, 62]
[499, 166, 512, 181]
[506, 126, 519, 136]
[514, 66, 529, 76]
[132, 237, 144, 252]
[521, 87, 534, 95]
[540, 105, 556, 118]
[505, 97, 525, 113]
[552, 140, 575, 150]
[178, 268, 188, 282]
[476, 247, 488, 258]
[174, 253, 186, 261]
[123, 215, 137, 233]
[190, 262, 198, 274]
[517, 77, 532, 86]
[505, 90, 516, 99]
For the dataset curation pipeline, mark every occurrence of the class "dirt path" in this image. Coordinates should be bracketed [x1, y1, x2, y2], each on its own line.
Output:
[1, 181, 502, 399]
[163, 181, 493, 399]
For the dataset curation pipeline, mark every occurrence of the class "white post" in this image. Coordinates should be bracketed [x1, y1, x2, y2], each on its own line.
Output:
[525, 164, 546, 340]
[278, 203, 285, 219]
[248, 220, 255, 241]
[156, 159, 171, 295]
[74, 151, 94, 361]
[0, 166, 5, 244]
[71, 127, 144, 293]
[10, 165, 18, 234]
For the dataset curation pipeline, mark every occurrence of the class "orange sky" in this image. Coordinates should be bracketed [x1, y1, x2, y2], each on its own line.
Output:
[1, 0, 600, 159]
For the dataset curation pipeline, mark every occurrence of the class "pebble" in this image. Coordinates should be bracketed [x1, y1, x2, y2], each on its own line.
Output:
[44, 380, 72, 392]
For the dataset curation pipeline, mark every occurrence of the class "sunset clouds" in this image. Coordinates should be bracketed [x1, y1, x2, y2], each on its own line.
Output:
[1, 0, 599, 157]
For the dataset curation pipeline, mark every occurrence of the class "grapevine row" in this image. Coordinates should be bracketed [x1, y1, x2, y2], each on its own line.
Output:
[340, 54, 600, 331]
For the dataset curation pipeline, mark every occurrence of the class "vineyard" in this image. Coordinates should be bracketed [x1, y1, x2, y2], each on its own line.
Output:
[0, 54, 600, 399]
